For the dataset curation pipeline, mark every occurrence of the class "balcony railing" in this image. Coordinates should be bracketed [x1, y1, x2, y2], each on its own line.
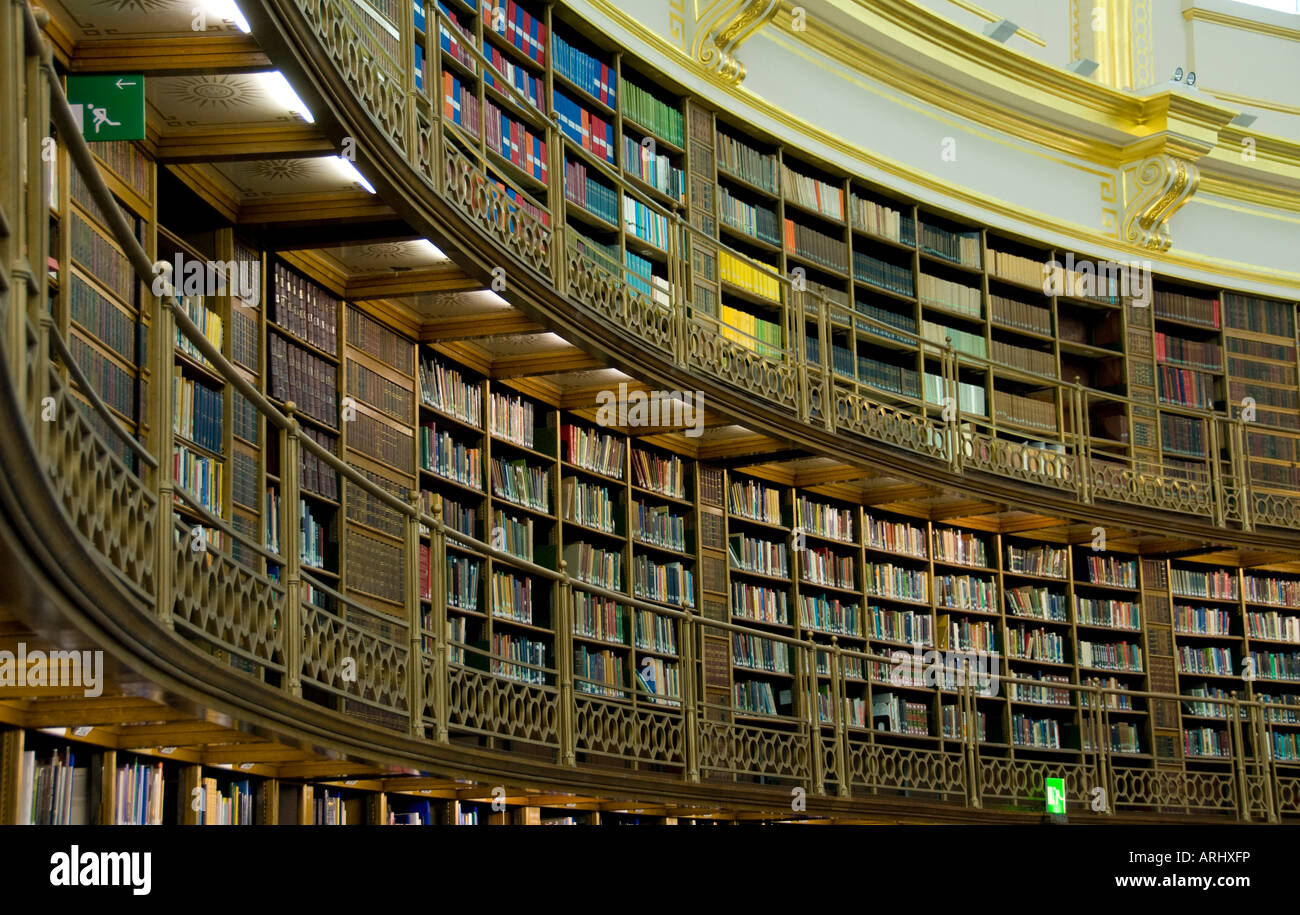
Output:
[5, 0, 1300, 822]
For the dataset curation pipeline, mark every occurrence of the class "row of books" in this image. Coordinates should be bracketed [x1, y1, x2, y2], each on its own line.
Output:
[733, 632, 791, 673]
[553, 32, 614, 106]
[268, 334, 338, 429]
[996, 391, 1058, 434]
[781, 163, 844, 221]
[870, 606, 934, 645]
[918, 223, 981, 268]
[485, 45, 543, 110]
[574, 591, 623, 643]
[1245, 576, 1300, 608]
[441, 71, 481, 137]
[489, 390, 536, 448]
[923, 373, 987, 417]
[1158, 365, 1216, 409]
[1005, 544, 1067, 578]
[563, 423, 623, 477]
[1006, 586, 1068, 621]
[115, 759, 166, 825]
[783, 217, 847, 272]
[491, 569, 535, 623]
[175, 295, 223, 367]
[273, 263, 338, 356]
[492, 632, 548, 684]
[728, 478, 782, 525]
[634, 501, 687, 551]
[71, 274, 137, 364]
[1223, 292, 1294, 338]
[795, 496, 854, 543]
[802, 547, 856, 590]
[1153, 290, 1220, 328]
[70, 335, 136, 419]
[198, 777, 255, 825]
[1009, 672, 1070, 706]
[16, 749, 88, 825]
[922, 319, 986, 358]
[937, 574, 996, 613]
[729, 532, 789, 577]
[623, 196, 668, 249]
[564, 158, 617, 224]
[1075, 598, 1140, 630]
[620, 77, 684, 146]
[942, 616, 997, 652]
[732, 582, 789, 624]
[932, 527, 988, 567]
[420, 424, 483, 488]
[874, 692, 929, 735]
[631, 449, 685, 498]
[173, 371, 223, 454]
[1082, 556, 1138, 588]
[575, 645, 628, 696]
[716, 131, 778, 193]
[1007, 625, 1063, 662]
[864, 563, 929, 602]
[850, 195, 912, 244]
[990, 292, 1052, 335]
[1155, 331, 1222, 370]
[623, 135, 685, 201]
[991, 340, 1055, 377]
[300, 500, 329, 569]
[70, 214, 135, 303]
[632, 556, 693, 606]
[1011, 714, 1060, 749]
[1170, 567, 1239, 600]
[919, 273, 981, 318]
[176, 444, 223, 514]
[989, 249, 1043, 287]
[562, 477, 615, 532]
[435, 2, 477, 70]
[484, 101, 548, 181]
[864, 513, 925, 557]
[635, 609, 678, 653]
[447, 554, 480, 611]
[1079, 640, 1142, 672]
[555, 89, 615, 163]
[719, 187, 777, 244]
[798, 594, 860, 635]
[419, 354, 482, 426]
[719, 303, 783, 359]
[492, 456, 550, 512]
[481, 0, 546, 65]
[1251, 650, 1300, 681]
[565, 541, 622, 589]
[625, 251, 670, 306]
[853, 251, 914, 297]
[1173, 605, 1233, 636]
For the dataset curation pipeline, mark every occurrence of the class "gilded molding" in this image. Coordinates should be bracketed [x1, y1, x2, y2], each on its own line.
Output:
[691, 0, 781, 85]
[1182, 6, 1300, 43]
[1120, 154, 1200, 251]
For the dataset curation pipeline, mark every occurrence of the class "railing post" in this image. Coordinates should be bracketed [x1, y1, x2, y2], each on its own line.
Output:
[830, 637, 850, 797]
[964, 676, 981, 808]
[1096, 690, 1114, 815]
[1235, 418, 1254, 532]
[1230, 696, 1250, 822]
[556, 562, 576, 766]
[1073, 383, 1091, 504]
[944, 341, 961, 473]
[404, 490, 425, 739]
[1251, 702, 1278, 823]
[1208, 418, 1224, 526]
[805, 640, 825, 795]
[817, 292, 833, 433]
[680, 610, 700, 782]
[427, 493, 449, 742]
[281, 405, 303, 698]
[151, 292, 176, 627]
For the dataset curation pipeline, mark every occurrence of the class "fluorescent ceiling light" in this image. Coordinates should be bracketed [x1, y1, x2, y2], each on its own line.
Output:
[1065, 58, 1099, 77]
[260, 71, 314, 123]
[1231, 112, 1258, 128]
[982, 19, 1018, 42]
[206, 0, 251, 33]
[334, 156, 375, 194]
[415, 239, 446, 259]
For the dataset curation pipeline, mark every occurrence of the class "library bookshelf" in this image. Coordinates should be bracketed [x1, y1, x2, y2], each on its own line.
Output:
[7, 0, 1300, 824]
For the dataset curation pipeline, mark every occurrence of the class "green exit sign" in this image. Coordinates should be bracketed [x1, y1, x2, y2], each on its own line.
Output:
[66, 75, 145, 142]
[1045, 777, 1067, 816]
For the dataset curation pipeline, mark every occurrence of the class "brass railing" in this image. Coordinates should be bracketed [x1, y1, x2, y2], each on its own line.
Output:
[7, 0, 1300, 822]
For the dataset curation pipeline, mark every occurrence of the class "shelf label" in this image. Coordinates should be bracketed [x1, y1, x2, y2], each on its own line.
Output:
[67, 75, 145, 141]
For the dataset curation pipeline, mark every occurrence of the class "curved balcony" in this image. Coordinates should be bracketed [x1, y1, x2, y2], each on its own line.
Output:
[233, 0, 1300, 549]
[4, 0, 1300, 824]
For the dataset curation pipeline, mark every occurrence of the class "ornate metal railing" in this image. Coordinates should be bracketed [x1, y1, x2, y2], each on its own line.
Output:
[7, 0, 1300, 822]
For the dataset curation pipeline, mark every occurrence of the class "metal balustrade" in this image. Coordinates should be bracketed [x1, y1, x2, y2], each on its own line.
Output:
[7, 0, 1300, 822]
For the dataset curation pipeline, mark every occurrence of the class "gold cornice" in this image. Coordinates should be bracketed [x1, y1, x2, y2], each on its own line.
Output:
[582, 0, 1300, 290]
[1182, 7, 1300, 43]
